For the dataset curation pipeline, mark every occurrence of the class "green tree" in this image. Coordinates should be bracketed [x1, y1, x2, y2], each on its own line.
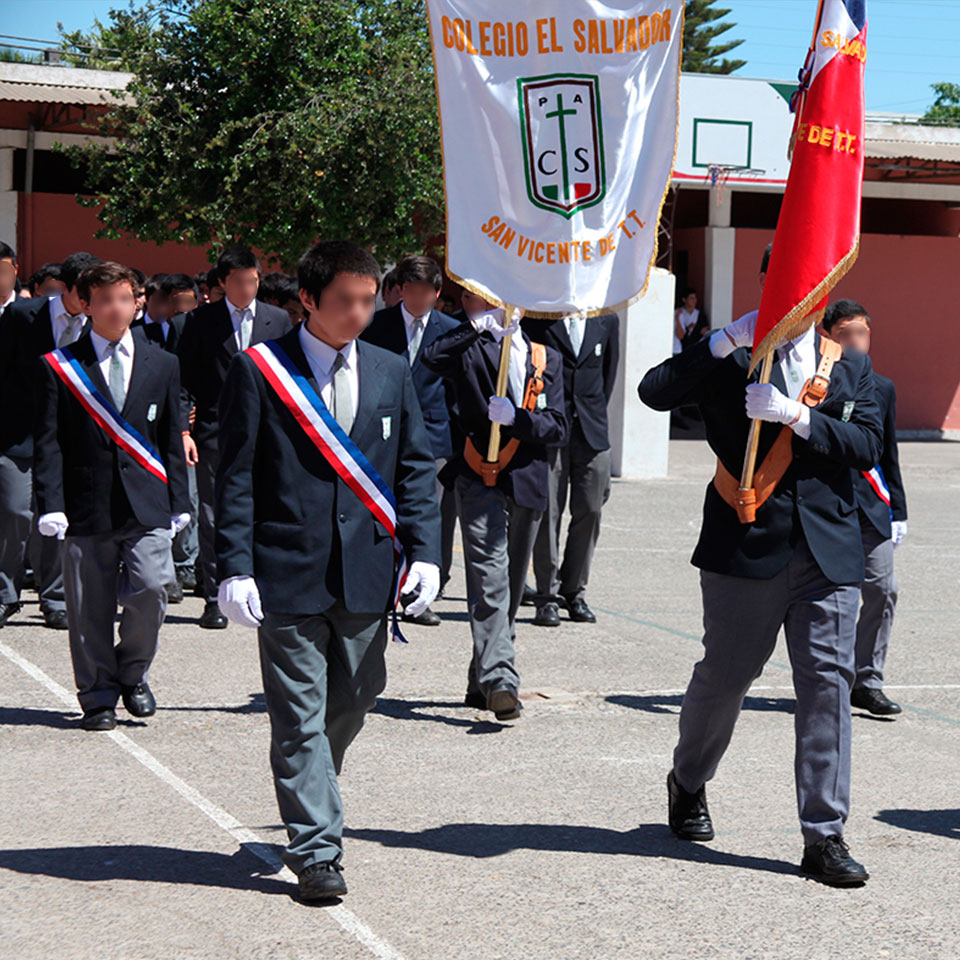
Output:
[67, 0, 443, 267]
[58, 4, 166, 70]
[682, 0, 746, 74]
[924, 82, 960, 123]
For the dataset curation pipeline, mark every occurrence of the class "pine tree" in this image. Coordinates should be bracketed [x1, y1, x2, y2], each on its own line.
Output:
[682, 0, 746, 74]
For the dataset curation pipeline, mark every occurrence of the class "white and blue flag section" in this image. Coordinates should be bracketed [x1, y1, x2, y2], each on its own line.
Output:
[862, 465, 892, 515]
[426, 0, 682, 317]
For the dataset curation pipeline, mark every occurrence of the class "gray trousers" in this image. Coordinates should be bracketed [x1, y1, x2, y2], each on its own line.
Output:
[456, 473, 540, 697]
[533, 422, 611, 603]
[437, 457, 457, 588]
[172, 463, 199, 577]
[673, 540, 860, 845]
[196, 439, 219, 602]
[258, 606, 388, 873]
[0, 453, 64, 612]
[61, 523, 174, 712]
[855, 514, 898, 690]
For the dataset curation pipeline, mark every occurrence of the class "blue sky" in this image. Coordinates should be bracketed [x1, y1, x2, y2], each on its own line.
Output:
[3, 0, 958, 115]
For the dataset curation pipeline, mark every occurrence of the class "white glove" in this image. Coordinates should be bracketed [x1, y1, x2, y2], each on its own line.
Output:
[488, 395, 516, 426]
[745, 383, 805, 426]
[473, 306, 522, 341]
[38, 512, 68, 540]
[170, 512, 191, 536]
[891, 520, 908, 548]
[217, 575, 263, 629]
[402, 562, 440, 617]
[710, 310, 758, 358]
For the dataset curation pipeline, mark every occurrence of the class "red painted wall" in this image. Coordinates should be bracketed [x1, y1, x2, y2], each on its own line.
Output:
[734, 228, 960, 432]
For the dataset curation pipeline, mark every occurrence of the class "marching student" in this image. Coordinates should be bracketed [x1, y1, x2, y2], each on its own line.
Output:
[521, 311, 620, 626]
[215, 240, 439, 902]
[638, 257, 884, 885]
[422, 307, 566, 721]
[361, 255, 458, 621]
[177, 246, 291, 629]
[134, 273, 196, 353]
[822, 299, 908, 716]
[0, 250, 101, 630]
[33, 261, 190, 731]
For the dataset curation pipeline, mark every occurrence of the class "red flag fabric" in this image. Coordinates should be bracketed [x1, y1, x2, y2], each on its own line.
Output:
[750, 0, 867, 372]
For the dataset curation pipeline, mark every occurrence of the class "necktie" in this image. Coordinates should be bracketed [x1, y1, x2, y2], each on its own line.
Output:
[778, 346, 804, 401]
[567, 317, 584, 357]
[107, 342, 126, 410]
[59, 314, 82, 347]
[332, 352, 354, 435]
[408, 316, 424, 366]
[236, 308, 253, 350]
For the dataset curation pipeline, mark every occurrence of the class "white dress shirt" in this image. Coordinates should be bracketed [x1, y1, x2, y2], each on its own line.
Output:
[564, 315, 586, 358]
[299, 323, 359, 422]
[142, 309, 170, 343]
[49, 294, 86, 346]
[225, 296, 257, 350]
[775, 326, 816, 439]
[1, 290, 15, 312]
[399, 302, 428, 344]
[90, 328, 135, 396]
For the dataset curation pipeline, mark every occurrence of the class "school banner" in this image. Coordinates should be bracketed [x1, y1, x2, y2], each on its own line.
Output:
[426, 1, 683, 317]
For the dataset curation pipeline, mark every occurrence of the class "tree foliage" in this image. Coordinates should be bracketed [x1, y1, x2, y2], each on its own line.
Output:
[924, 82, 960, 123]
[68, 0, 443, 267]
[682, 0, 746, 74]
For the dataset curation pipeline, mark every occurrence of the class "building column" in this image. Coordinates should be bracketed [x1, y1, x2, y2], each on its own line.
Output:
[0, 148, 17, 251]
[608, 267, 675, 479]
[704, 189, 735, 330]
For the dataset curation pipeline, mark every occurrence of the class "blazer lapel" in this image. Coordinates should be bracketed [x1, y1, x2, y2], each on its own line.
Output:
[412, 309, 443, 369]
[71, 335, 112, 403]
[352, 341, 387, 444]
[218, 299, 238, 357]
[576, 319, 601, 366]
[122, 339, 151, 416]
[551, 318, 577, 361]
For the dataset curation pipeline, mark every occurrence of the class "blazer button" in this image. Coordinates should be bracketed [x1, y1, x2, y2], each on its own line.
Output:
[339, 513, 347, 522]
[797, 496, 803, 504]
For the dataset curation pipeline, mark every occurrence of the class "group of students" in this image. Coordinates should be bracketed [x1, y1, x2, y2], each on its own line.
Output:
[0, 234, 907, 898]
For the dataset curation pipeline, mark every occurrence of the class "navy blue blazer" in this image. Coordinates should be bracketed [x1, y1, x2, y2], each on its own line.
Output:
[360, 304, 460, 459]
[855, 372, 907, 538]
[639, 333, 883, 585]
[215, 328, 440, 616]
[421, 324, 567, 511]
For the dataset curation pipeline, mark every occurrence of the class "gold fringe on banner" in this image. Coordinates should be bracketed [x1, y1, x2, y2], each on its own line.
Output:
[747, 235, 860, 375]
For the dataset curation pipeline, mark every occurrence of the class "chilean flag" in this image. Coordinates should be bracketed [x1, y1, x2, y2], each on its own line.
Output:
[749, 0, 867, 371]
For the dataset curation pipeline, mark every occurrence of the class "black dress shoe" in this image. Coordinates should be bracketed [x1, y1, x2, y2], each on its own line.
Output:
[298, 861, 347, 901]
[565, 598, 597, 623]
[81, 707, 117, 731]
[0, 601, 22, 628]
[488, 686, 522, 721]
[851, 686, 902, 715]
[801, 835, 869, 886]
[667, 770, 715, 841]
[533, 601, 561, 626]
[198, 601, 228, 629]
[521, 584, 537, 607]
[178, 567, 197, 591]
[122, 682, 156, 718]
[464, 690, 487, 710]
[401, 605, 441, 626]
[43, 609, 68, 630]
[167, 579, 184, 604]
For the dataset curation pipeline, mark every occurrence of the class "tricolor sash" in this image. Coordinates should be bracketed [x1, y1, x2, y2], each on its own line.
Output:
[246, 339, 409, 641]
[862, 464, 892, 514]
[43, 346, 168, 484]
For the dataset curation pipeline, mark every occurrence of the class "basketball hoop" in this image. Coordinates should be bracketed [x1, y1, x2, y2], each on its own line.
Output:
[705, 163, 767, 206]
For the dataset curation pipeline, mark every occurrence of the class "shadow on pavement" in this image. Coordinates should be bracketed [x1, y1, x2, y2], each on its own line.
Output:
[372, 698, 511, 734]
[158, 693, 267, 714]
[0, 843, 291, 894]
[0, 706, 147, 730]
[606, 694, 796, 715]
[345, 822, 799, 877]
[875, 808, 959, 841]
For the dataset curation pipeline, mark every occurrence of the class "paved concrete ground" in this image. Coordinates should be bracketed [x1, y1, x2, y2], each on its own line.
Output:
[1, 439, 958, 960]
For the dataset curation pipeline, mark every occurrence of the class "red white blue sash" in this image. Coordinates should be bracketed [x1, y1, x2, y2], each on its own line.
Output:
[246, 339, 409, 639]
[861, 465, 891, 507]
[43, 346, 168, 484]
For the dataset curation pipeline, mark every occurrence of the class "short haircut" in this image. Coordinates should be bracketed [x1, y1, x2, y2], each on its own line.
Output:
[0, 240, 16, 264]
[76, 261, 138, 302]
[216, 245, 260, 282]
[129, 267, 147, 288]
[206, 267, 221, 290]
[297, 240, 381, 304]
[27, 262, 62, 294]
[60, 252, 102, 291]
[193, 270, 209, 289]
[161, 272, 199, 298]
[395, 255, 443, 291]
[277, 274, 300, 304]
[145, 272, 168, 298]
[258, 270, 288, 304]
[382, 267, 399, 292]
[760, 242, 773, 275]
[823, 298, 870, 332]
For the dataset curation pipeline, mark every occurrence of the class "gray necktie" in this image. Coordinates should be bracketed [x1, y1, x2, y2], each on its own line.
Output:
[332, 352, 354, 435]
[778, 345, 804, 401]
[58, 314, 82, 347]
[408, 316, 424, 366]
[567, 317, 584, 357]
[107, 342, 126, 410]
[236, 308, 253, 350]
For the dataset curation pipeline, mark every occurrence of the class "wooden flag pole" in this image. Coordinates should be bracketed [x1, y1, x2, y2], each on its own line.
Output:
[486, 306, 515, 463]
[736, 350, 774, 521]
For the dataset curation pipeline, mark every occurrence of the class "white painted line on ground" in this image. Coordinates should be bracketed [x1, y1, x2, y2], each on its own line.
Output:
[0, 640, 407, 960]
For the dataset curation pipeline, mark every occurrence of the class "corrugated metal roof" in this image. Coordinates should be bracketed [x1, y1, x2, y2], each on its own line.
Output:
[0, 61, 132, 106]
[0, 80, 129, 105]
[865, 121, 960, 164]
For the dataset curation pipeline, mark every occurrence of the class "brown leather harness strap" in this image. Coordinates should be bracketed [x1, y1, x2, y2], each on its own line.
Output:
[464, 342, 547, 487]
[713, 337, 842, 524]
